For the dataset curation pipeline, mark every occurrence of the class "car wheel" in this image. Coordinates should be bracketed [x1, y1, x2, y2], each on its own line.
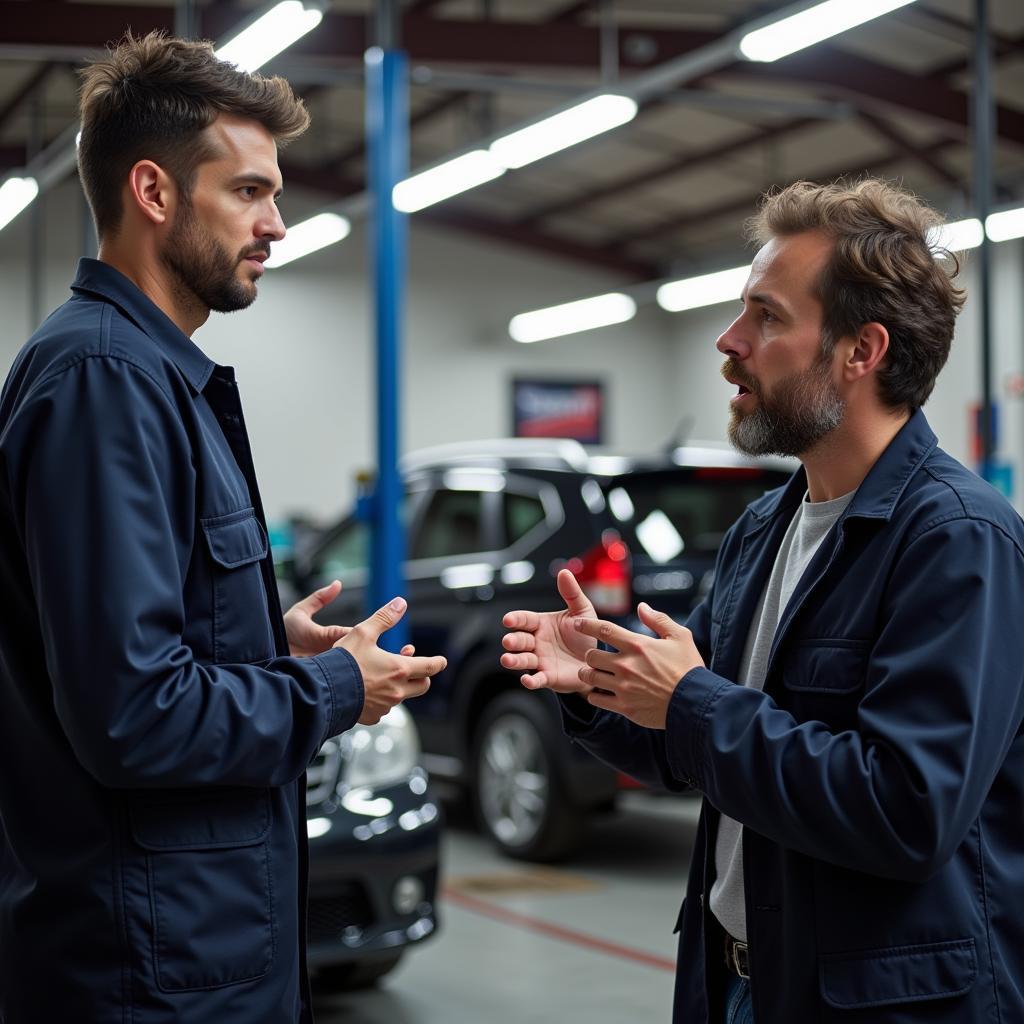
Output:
[472, 691, 583, 862]
[314, 953, 404, 992]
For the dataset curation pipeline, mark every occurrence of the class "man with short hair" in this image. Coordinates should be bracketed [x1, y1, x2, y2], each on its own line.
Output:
[502, 179, 1024, 1022]
[0, 32, 445, 1023]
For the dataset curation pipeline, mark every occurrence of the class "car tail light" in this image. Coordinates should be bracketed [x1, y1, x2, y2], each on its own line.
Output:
[616, 771, 646, 790]
[567, 531, 631, 615]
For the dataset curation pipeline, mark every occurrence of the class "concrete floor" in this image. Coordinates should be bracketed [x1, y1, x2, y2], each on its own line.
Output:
[314, 791, 702, 1023]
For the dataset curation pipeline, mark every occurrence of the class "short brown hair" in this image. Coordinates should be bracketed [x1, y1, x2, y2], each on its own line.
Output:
[748, 179, 966, 412]
[78, 31, 310, 238]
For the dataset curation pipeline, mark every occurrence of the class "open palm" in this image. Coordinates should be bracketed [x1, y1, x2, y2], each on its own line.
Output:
[501, 570, 598, 693]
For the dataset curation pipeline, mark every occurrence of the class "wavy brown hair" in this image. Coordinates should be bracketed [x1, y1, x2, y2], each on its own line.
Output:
[78, 30, 310, 239]
[748, 179, 966, 412]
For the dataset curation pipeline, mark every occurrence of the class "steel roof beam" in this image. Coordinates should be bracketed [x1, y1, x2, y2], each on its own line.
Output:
[4, 6, 1018, 147]
[0, 63, 58, 136]
[611, 137, 962, 248]
[724, 42, 1024, 146]
[517, 116, 817, 227]
[857, 110, 964, 191]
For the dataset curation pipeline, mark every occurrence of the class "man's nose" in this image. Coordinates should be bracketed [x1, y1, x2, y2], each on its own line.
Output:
[259, 204, 286, 243]
[716, 317, 750, 359]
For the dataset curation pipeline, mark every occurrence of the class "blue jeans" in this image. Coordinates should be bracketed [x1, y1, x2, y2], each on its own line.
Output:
[724, 972, 754, 1024]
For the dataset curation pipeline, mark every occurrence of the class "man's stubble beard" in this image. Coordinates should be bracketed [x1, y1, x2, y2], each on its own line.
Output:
[725, 353, 846, 458]
[160, 198, 259, 317]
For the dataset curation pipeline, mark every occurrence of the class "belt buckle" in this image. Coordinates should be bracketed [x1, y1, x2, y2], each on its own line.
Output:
[727, 937, 750, 979]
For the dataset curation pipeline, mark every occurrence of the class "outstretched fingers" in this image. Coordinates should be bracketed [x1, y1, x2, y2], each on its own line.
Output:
[404, 654, 447, 679]
[502, 609, 543, 631]
[556, 569, 594, 617]
[573, 615, 639, 650]
[500, 651, 539, 672]
[502, 631, 536, 653]
[360, 596, 408, 640]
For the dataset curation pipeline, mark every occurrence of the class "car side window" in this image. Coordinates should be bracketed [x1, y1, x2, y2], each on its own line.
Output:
[410, 490, 483, 559]
[320, 521, 369, 577]
[504, 492, 546, 547]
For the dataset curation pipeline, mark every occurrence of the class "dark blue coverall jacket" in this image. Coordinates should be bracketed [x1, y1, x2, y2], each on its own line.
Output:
[0, 260, 364, 1023]
[563, 410, 1024, 1022]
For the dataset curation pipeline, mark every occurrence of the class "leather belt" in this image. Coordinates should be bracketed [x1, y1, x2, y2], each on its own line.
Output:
[724, 933, 750, 979]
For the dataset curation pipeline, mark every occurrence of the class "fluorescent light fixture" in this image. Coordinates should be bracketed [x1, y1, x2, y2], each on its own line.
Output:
[490, 94, 637, 170]
[657, 265, 750, 313]
[509, 292, 637, 343]
[928, 217, 983, 255]
[265, 212, 350, 268]
[393, 150, 505, 213]
[739, 0, 917, 63]
[986, 207, 1024, 243]
[0, 176, 39, 232]
[215, 1, 323, 73]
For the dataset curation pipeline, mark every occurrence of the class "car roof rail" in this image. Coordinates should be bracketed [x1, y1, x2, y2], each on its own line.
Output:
[668, 443, 799, 472]
[400, 438, 594, 473]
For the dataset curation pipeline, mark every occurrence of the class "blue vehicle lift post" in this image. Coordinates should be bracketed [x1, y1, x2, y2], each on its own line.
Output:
[366, 1, 409, 651]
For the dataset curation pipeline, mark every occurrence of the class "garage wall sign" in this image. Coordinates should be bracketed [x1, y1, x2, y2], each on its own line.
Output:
[512, 379, 604, 444]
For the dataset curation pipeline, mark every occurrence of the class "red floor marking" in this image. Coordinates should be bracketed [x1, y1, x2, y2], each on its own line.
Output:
[442, 886, 676, 972]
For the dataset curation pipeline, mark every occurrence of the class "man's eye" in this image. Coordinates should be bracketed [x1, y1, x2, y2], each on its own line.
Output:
[240, 186, 257, 199]
[760, 308, 776, 323]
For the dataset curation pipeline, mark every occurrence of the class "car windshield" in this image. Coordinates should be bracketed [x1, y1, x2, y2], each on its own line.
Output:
[603, 467, 792, 563]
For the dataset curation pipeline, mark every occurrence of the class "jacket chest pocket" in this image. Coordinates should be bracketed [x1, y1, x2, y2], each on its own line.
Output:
[779, 639, 868, 728]
[202, 508, 275, 664]
[129, 790, 275, 992]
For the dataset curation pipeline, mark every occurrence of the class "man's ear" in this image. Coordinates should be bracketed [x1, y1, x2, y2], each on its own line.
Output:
[842, 322, 889, 384]
[125, 160, 176, 227]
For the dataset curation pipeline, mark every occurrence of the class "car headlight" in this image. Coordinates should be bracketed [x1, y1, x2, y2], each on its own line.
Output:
[339, 704, 421, 791]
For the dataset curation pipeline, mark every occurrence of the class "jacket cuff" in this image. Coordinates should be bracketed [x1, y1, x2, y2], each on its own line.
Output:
[664, 666, 732, 787]
[311, 647, 364, 741]
[558, 692, 601, 734]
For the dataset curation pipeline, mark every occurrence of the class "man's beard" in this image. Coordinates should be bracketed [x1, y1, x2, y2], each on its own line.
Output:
[161, 200, 265, 315]
[723, 353, 845, 457]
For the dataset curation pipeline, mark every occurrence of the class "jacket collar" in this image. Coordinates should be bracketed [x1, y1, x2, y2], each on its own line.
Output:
[749, 408, 938, 526]
[70, 258, 216, 393]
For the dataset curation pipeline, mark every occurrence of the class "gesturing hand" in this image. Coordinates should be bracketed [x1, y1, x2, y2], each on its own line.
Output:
[574, 602, 705, 729]
[284, 580, 347, 658]
[500, 569, 598, 695]
[335, 596, 447, 725]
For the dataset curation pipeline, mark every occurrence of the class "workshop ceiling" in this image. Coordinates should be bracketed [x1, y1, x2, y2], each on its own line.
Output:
[2, 0, 1023, 280]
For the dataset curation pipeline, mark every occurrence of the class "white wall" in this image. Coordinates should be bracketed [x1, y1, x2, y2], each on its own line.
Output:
[4, 179, 1023, 522]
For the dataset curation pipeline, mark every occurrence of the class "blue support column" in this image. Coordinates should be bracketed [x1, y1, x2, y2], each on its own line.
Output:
[974, 0, 996, 475]
[366, 45, 409, 652]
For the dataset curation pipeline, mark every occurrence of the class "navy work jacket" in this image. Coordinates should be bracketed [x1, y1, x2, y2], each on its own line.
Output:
[0, 260, 364, 1023]
[563, 410, 1024, 1023]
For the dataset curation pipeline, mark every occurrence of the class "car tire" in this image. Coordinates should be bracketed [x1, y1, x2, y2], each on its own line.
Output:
[472, 691, 584, 862]
[314, 953, 404, 992]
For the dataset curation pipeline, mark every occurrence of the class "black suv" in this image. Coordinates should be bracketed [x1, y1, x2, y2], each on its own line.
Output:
[282, 439, 792, 861]
[304, 705, 440, 991]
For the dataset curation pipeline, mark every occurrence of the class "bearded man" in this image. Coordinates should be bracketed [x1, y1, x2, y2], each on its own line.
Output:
[0, 32, 446, 1024]
[501, 179, 1024, 1023]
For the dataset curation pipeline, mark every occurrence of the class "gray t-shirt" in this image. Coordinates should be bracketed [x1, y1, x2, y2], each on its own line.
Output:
[709, 488, 854, 943]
